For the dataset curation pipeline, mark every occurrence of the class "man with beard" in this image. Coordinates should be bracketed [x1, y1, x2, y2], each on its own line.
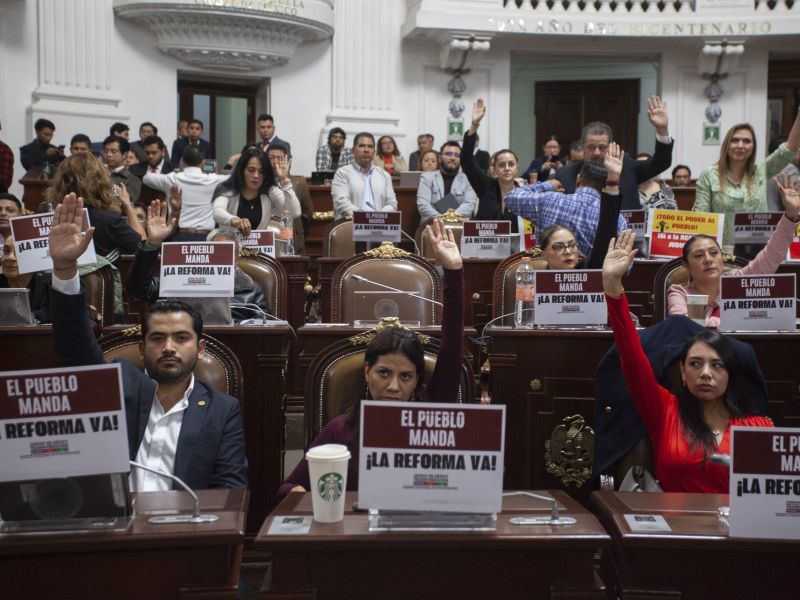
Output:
[315, 127, 353, 172]
[416, 141, 477, 223]
[332, 132, 396, 219]
[555, 95, 674, 210]
[48, 193, 248, 491]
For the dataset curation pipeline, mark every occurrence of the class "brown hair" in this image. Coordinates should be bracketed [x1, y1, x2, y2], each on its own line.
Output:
[717, 123, 756, 197]
[46, 154, 117, 211]
[376, 135, 401, 158]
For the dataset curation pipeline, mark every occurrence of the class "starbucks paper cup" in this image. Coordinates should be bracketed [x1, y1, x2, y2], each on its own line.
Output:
[306, 444, 351, 523]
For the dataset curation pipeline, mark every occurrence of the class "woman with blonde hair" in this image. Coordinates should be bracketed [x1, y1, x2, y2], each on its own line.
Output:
[46, 153, 145, 263]
[693, 110, 800, 251]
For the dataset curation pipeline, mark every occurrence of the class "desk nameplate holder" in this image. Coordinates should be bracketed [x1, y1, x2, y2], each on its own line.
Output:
[367, 510, 496, 532]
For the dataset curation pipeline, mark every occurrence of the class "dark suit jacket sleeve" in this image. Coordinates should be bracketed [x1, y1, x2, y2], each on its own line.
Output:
[632, 139, 673, 185]
[460, 132, 491, 199]
[555, 163, 578, 194]
[587, 191, 622, 269]
[208, 396, 249, 489]
[20, 143, 39, 171]
[170, 139, 183, 167]
[51, 285, 105, 366]
[126, 243, 161, 303]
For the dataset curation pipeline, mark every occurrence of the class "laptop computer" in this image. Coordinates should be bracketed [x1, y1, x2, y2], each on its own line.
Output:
[352, 291, 426, 328]
[399, 171, 423, 188]
[176, 296, 233, 325]
[0, 288, 35, 325]
[310, 171, 336, 185]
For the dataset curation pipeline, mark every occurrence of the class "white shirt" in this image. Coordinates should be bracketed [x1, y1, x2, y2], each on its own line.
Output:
[144, 167, 228, 230]
[130, 375, 195, 492]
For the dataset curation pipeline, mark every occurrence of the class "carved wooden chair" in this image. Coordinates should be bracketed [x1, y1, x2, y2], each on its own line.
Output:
[491, 248, 550, 326]
[322, 218, 354, 258]
[414, 210, 467, 261]
[236, 249, 288, 320]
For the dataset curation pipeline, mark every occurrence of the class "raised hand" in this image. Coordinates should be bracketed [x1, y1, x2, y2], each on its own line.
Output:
[118, 183, 131, 209]
[146, 199, 177, 245]
[273, 154, 290, 183]
[775, 173, 800, 221]
[604, 142, 625, 179]
[169, 185, 183, 216]
[470, 98, 487, 133]
[49, 193, 95, 278]
[549, 179, 565, 193]
[426, 218, 462, 270]
[232, 217, 252, 237]
[602, 230, 637, 297]
[647, 95, 669, 137]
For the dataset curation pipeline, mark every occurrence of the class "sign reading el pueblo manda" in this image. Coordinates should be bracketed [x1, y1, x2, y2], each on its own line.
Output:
[159, 241, 236, 297]
[534, 270, 606, 326]
[10, 210, 96, 274]
[719, 273, 795, 331]
[352, 211, 401, 243]
[461, 220, 511, 259]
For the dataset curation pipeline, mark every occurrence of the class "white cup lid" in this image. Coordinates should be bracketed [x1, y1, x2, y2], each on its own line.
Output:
[306, 443, 351, 461]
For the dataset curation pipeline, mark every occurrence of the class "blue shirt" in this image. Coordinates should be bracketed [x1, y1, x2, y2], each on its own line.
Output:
[504, 181, 628, 259]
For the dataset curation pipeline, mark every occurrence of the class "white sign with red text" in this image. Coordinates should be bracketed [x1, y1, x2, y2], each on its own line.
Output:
[159, 241, 236, 297]
[10, 211, 96, 274]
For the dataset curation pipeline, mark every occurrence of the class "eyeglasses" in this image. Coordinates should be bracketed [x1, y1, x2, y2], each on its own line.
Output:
[441, 151, 460, 158]
[548, 241, 578, 254]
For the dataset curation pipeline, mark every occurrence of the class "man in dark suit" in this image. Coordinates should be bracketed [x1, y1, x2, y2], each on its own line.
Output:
[171, 118, 213, 167]
[256, 113, 291, 155]
[20, 118, 64, 171]
[130, 135, 175, 178]
[48, 194, 248, 491]
[555, 95, 673, 210]
[473, 133, 490, 173]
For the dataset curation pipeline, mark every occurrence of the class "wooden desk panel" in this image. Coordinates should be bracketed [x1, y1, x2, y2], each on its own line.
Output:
[672, 186, 695, 211]
[257, 490, 609, 599]
[277, 255, 311, 330]
[487, 328, 800, 497]
[0, 488, 247, 600]
[593, 491, 800, 599]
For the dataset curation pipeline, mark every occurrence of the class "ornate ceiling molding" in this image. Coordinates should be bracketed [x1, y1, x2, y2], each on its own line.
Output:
[114, 0, 334, 72]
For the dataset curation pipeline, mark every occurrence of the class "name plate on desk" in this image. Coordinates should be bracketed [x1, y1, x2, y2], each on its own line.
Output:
[358, 401, 505, 513]
[534, 270, 606, 326]
[159, 241, 235, 297]
[620, 209, 647, 238]
[241, 230, 275, 257]
[720, 274, 796, 331]
[730, 427, 800, 540]
[733, 212, 782, 244]
[461, 221, 511, 259]
[0, 364, 128, 481]
[648, 208, 724, 258]
[10, 211, 96, 274]
[352, 211, 401, 243]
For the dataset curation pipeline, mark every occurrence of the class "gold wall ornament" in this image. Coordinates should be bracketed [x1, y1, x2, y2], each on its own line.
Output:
[722, 251, 737, 263]
[121, 324, 142, 337]
[529, 378, 542, 392]
[439, 209, 469, 223]
[349, 317, 431, 347]
[363, 242, 411, 259]
[544, 415, 594, 487]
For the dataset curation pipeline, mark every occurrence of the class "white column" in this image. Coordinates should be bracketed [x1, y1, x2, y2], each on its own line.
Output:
[29, 0, 126, 121]
[325, 0, 403, 137]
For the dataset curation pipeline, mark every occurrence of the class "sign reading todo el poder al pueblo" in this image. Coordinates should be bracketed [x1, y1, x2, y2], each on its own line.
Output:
[159, 241, 236, 297]
[0, 364, 128, 482]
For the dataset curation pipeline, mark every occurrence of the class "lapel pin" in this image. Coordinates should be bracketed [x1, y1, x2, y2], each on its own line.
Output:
[198, 400, 206, 407]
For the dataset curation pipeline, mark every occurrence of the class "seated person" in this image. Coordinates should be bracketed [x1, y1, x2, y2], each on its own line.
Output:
[48, 193, 248, 491]
[603, 229, 773, 493]
[0, 193, 22, 239]
[1, 234, 51, 322]
[278, 218, 464, 499]
[126, 199, 270, 322]
[636, 152, 676, 210]
[671, 164, 692, 187]
[521, 135, 563, 183]
[416, 141, 477, 223]
[668, 173, 800, 329]
[419, 150, 439, 172]
[373, 135, 407, 175]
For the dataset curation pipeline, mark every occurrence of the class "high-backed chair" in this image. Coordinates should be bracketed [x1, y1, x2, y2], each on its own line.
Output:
[330, 242, 442, 325]
[236, 249, 288, 320]
[322, 218, 354, 258]
[99, 327, 243, 401]
[491, 248, 550, 326]
[652, 253, 747, 323]
[304, 318, 475, 444]
[414, 210, 467, 260]
[81, 263, 119, 328]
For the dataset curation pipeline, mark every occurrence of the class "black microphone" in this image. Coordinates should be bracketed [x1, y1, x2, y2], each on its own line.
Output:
[349, 274, 444, 307]
[129, 461, 219, 524]
[502, 491, 576, 526]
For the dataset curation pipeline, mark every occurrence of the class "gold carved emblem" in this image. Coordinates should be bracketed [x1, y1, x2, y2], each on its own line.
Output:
[312, 210, 335, 221]
[524, 247, 545, 259]
[240, 247, 260, 258]
[545, 415, 594, 487]
[121, 324, 143, 337]
[439, 209, 468, 223]
[362, 242, 411, 259]
[349, 317, 430, 347]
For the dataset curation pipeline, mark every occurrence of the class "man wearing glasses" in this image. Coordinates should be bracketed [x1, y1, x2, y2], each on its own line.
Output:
[102, 135, 142, 204]
[555, 95, 673, 210]
[416, 141, 478, 223]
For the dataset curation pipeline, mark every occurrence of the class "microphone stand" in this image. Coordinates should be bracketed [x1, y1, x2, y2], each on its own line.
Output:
[502, 491, 576, 526]
[350, 274, 444, 307]
[129, 461, 219, 524]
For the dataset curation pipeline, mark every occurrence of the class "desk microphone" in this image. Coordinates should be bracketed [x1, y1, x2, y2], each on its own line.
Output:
[349, 274, 444, 307]
[129, 461, 219, 524]
[503, 491, 576, 526]
[400, 230, 421, 255]
[711, 453, 732, 467]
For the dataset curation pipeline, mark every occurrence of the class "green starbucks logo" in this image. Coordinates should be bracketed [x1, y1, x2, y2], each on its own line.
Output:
[317, 472, 344, 502]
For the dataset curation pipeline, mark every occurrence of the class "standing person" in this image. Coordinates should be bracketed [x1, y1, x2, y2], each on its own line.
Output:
[130, 122, 158, 163]
[212, 146, 300, 236]
[256, 113, 290, 154]
[144, 146, 228, 241]
[521, 135, 562, 183]
[462, 98, 525, 232]
[332, 133, 397, 219]
[20, 118, 63, 171]
[408, 133, 434, 171]
[277, 218, 464, 499]
[47, 193, 248, 491]
[555, 96, 674, 210]
[373, 135, 407, 175]
[102, 135, 142, 205]
[602, 229, 773, 493]
[69, 134, 93, 156]
[693, 111, 800, 252]
[171, 119, 213, 167]
[315, 127, 353, 172]
[417, 141, 477, 223]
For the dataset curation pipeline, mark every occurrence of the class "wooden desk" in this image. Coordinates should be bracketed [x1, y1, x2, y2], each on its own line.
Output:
[0, 488, 248, 600]
[592, 491, 800, 599]
[257, 490, 609, 599]
[277, 255, 311, 330]
[0, 325, 60, 369]
[672, 186, 695, 211]
[486, 327, 800, 497]
[19, 166, 49, 212]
